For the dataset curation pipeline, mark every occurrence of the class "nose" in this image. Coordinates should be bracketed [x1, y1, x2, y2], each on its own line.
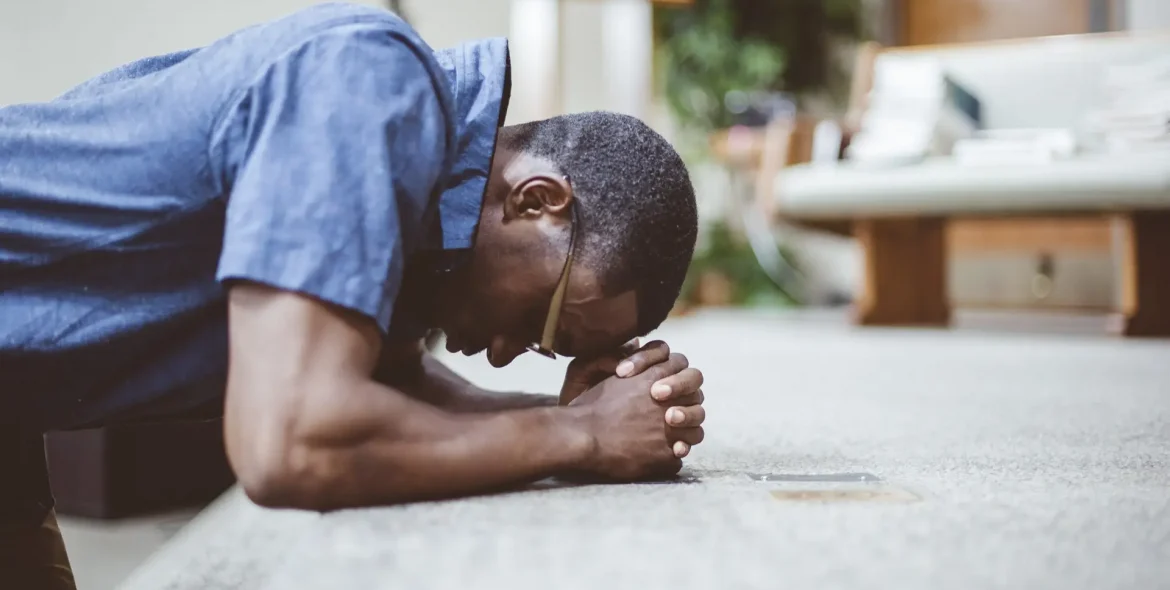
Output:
[487, 336, 527, 368]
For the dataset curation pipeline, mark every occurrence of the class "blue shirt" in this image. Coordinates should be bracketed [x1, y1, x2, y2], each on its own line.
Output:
[0, 3, 511, 431]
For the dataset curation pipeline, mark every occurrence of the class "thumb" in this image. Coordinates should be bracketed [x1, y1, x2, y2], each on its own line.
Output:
[561, 338, 642, 405]
[559, 380, 588, 406]
[566, 354, 621, 384]
[617, 337, 641, 358]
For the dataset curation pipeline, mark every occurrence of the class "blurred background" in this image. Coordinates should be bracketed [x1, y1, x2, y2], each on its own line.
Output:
[3, 0, 1167, 322]
[3, 1, 1168, 588]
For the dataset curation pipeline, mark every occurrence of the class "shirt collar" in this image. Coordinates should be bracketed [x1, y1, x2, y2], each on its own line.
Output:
[431, 37, 511, 252]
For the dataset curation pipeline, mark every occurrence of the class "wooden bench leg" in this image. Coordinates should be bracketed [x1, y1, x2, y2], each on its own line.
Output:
[1115, 211, 1170, 337]
[855, 217, 950, 326]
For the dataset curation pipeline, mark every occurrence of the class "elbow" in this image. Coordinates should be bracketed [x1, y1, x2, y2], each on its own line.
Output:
[223, 375, 423, 510]
[237, 468, 288, 509]
[235, 451, 312, 511]
[228, 422, 338, 511]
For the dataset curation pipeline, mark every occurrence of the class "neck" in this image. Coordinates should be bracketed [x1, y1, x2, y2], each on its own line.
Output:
[398, 250, 468, 330]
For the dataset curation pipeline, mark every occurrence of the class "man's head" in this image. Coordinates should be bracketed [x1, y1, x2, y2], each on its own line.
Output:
[437, 111, 698, 367]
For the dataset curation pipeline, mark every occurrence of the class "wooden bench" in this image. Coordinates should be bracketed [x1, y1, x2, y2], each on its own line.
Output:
[776, 154, 1170, 335]
[770, 32, 1170, 336]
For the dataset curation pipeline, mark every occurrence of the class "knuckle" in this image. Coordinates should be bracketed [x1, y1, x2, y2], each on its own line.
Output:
[687, 391, 701, 403]
[648, 363, 673, 383]
[640, 340, 666, 357]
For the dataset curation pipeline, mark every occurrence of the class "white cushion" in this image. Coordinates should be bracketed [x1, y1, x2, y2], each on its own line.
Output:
[775, 152, 1170, 220]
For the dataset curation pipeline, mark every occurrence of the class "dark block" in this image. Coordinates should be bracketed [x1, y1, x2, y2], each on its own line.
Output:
[44, 419, 235, 519]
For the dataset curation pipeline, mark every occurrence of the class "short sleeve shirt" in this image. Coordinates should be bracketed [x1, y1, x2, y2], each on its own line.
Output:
[0, 3, 510, 430]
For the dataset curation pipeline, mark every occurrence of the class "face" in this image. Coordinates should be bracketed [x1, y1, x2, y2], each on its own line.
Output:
[435, 148, 640, 367]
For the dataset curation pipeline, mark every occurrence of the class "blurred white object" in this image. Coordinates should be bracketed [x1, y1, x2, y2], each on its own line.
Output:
[810, 119, 843, 166]
[952, 128, 1078, 165]
[1086, 54, 1170, 154]
[846, 57, 980, 165]
[1102, 55, 1170, 89]
[776, 152, 1170, 220]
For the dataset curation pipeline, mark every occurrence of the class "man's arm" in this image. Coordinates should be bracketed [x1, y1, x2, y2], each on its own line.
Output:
[223, 284, 691, 511]
[224, 284, 588, 510]
[376, 338, 681, 414]
[373, 343, 558, 413]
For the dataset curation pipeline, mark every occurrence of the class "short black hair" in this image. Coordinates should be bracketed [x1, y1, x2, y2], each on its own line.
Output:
[504, 111, 698, 335]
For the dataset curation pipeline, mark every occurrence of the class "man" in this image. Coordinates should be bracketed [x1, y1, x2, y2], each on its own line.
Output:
[0, 2, 706, 586]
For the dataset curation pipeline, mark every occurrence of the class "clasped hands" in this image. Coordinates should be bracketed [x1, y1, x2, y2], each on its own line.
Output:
[558, 340, 705, 480]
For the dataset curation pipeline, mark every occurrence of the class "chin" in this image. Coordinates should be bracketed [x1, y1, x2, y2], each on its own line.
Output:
[486, 348, 511, 368]
[442, 329, 485, 357]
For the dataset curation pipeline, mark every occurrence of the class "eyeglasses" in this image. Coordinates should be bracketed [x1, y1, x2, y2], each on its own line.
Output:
[526, 183, 578, 360]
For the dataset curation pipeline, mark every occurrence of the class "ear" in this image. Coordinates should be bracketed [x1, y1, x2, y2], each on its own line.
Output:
[503, 174, 573, 221]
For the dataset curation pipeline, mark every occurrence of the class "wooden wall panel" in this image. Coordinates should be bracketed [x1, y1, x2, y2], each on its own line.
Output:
[902, 0, 1091, 46]
[948, 217, 1114, 254]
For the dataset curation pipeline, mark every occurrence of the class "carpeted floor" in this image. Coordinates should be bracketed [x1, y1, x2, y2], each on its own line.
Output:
[118, 310, 1170, 590]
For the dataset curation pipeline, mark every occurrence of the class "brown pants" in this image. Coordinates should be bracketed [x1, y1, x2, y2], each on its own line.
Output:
[1, 429, 76, 589]
[0, 510, 76, 589]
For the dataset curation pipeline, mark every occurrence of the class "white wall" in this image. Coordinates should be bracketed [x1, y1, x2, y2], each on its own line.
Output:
[560, 1, 608, 117]
[507, 0, 656, 125]
[507, 0, 561, 124]
[1128, 0, 1170, 30]
[0, 0, 663, 126]
[0, 0, 510, 106]
[870, 32, 1170, 131]
[400, 0, 510, 55]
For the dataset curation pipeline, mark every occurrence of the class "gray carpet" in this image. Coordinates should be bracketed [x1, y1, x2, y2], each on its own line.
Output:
[119, 311, 1170, 590]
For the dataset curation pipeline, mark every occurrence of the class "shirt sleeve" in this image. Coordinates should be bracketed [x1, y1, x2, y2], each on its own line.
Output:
[216, 27, 449, 332]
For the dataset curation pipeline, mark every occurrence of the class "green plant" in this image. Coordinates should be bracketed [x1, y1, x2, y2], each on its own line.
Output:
[679, 220, 797, 308]
[655, 0, 865, 132]
[657, 0, 863, 311]
[655, 0, 785, 132]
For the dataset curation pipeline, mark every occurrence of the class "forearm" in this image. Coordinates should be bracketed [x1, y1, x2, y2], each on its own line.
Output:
[223, 289, 585, 512]
[392, 351, 557, 412]
[445, 390, 559, 412]
[247, 378, 591, 511]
